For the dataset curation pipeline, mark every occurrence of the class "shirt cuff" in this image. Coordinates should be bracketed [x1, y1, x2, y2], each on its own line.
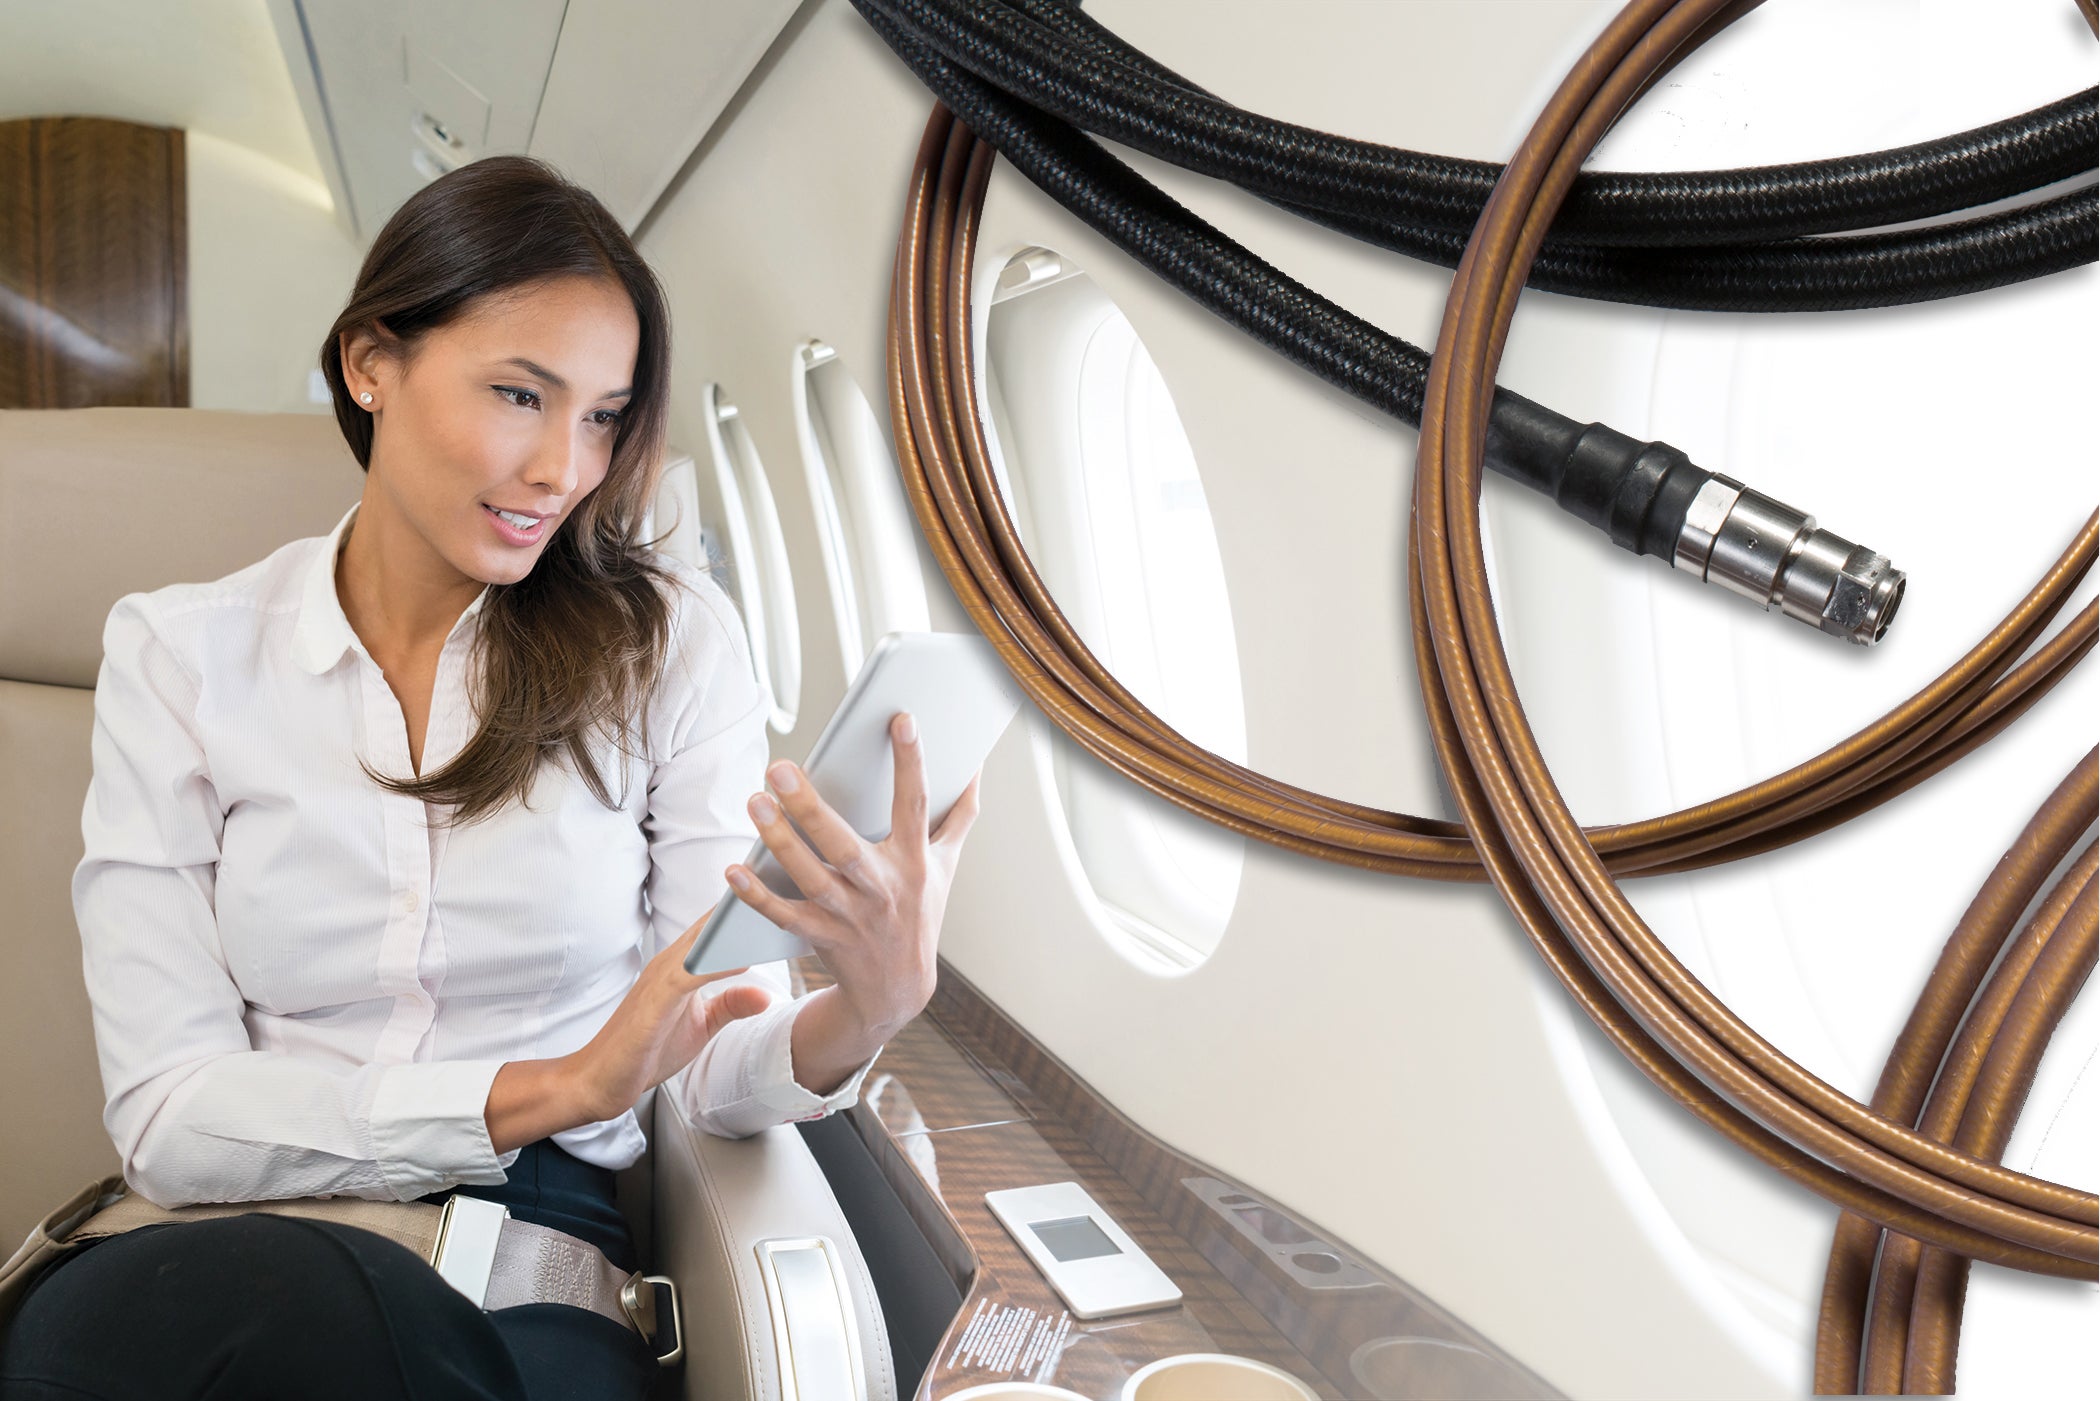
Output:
[368, 1059, 513, 1200]
[759, 994, 882, 1123]
[676, 989, 886, 1138]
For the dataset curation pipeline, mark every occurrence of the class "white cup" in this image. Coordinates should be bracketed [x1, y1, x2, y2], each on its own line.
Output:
[940, 1384, 1092, 1401]
[1120, 1353, 1323, 1401]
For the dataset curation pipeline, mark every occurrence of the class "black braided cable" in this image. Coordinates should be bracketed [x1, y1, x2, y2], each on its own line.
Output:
[859, 4, 1436, 421]
[852, 0, 2098, 314]
[857, 0, 2097, 470]
[1290, 186, 2100, 313]
[875, 0, 2098, 248]
[856, 0, 2096, 608]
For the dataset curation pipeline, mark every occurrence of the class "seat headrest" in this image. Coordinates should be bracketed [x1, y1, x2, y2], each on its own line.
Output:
[0, 409, 365, 688]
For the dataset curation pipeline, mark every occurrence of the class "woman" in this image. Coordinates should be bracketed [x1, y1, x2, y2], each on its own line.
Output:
[0, 156, 980, 1401]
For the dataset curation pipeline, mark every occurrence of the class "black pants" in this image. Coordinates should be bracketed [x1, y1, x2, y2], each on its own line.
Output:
[0, 1141, 665, 1401]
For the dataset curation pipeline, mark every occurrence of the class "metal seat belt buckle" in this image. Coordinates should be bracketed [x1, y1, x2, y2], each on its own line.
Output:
[429, 1194, 509, 1308]
[622, 1273, 684, 1367]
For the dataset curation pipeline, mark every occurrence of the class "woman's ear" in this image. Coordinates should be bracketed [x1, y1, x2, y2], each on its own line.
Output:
[338, 324, 396, 408]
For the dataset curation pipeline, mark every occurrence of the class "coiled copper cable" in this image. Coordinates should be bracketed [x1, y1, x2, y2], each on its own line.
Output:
[887, 104, 2097, 884]
[1881, 858, 2096, 1392]
[1407, 0, 2094, 1273]
[881, 0, 2099, 1355]
[1896, 875, 2096, 1391]
[1815, 757, 2098, 1391]
[1813, 775, 2098, 1391]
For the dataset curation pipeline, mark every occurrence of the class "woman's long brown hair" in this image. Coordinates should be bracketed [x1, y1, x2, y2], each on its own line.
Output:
[319, 155, 681, 827]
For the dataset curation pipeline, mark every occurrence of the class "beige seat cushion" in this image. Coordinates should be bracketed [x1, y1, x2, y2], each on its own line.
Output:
[0, 409, 364, 1245]
[0, 680, 105, 1250]
[0, 408, 364, 688]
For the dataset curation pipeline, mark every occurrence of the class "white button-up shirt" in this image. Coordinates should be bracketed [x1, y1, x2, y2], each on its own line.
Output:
[74, 503, 872, 1209]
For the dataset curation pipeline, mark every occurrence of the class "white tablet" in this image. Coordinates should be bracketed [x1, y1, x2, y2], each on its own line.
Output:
[684, 630, 1027, 977]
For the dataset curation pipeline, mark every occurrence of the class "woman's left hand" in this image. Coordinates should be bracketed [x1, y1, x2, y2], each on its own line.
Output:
[725, 709, 983, 1086]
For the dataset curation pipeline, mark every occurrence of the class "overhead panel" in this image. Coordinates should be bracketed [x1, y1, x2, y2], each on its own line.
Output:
[267, 0, 801, 243]
[271, 0, 568, 242]
[529, 0, 804, 231]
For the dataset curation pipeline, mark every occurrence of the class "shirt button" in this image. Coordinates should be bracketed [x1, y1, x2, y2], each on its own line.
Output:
[403, 890, 420, 913]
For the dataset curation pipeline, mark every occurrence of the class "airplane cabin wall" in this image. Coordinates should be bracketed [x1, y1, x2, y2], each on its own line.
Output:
[8, 2, 2090, 1395]
[638, 2, 1815, 1395]
[187, 132, 362, 414]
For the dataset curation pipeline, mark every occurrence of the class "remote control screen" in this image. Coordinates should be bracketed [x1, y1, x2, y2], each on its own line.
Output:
[1029, 1214, 1121, 1262]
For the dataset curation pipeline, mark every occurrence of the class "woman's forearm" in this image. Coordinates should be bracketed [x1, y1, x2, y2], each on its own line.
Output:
[485, 989, 885, 1154]
[789, 986, 891, 1097]
[485, 1055, 594, 1156]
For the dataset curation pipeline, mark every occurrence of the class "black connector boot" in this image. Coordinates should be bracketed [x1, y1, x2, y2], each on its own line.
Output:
[1486, 391, 1905, 645]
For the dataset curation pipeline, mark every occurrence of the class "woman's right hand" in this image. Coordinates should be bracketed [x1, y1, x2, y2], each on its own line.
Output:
[562, 906, 778, 1123]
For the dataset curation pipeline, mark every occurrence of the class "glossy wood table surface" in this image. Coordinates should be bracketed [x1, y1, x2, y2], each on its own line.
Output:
[794, 960, 1558, 1401]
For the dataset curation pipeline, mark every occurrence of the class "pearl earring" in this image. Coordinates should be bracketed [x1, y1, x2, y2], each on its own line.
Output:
[359, 392, 373, 405]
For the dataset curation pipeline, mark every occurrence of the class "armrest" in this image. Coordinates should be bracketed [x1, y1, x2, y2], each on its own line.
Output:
[651, 1091, 897, 1401]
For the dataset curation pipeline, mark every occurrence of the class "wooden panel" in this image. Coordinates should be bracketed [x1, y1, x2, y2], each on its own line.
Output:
[0, 120, 34, 408]
[789, 949, 1560, 1399]
[0, 117, 188, 408]
[923, 965, 1560, 1400]
[865, 1013, 1032, 1137]
[909, 1119, 1333, 1399]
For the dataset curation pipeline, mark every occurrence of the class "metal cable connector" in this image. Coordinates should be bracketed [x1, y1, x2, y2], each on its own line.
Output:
[1673, 477, 1906, 645]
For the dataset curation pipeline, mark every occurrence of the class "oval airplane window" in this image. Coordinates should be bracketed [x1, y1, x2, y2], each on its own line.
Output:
[983, 247, 1247, 970]
[790, 340, 930, 678]
[698, 382, 801, 734]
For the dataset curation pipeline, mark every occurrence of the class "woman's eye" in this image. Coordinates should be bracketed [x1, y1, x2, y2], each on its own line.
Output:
[589, 409, 624, 429]
[494, 385, 541, 410]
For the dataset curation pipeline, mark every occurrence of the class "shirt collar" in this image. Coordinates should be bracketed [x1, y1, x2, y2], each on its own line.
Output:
[290, 503, 492, 675]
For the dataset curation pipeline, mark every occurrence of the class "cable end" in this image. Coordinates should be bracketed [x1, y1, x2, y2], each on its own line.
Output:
[1815, 543, 1905, 646]
[1675, 478, 1906, 646]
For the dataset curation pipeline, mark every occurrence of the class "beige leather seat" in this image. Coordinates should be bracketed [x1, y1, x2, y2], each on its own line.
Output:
[0, 408, 893, 1401]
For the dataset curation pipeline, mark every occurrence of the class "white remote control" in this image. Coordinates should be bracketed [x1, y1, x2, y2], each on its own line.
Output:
[984, 1181, 1182, 1319]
